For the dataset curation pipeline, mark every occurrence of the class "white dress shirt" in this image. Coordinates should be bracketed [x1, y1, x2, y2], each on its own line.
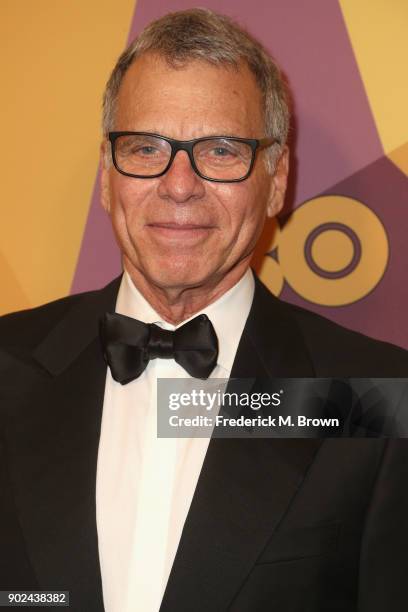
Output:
[96, 268, 255, 612]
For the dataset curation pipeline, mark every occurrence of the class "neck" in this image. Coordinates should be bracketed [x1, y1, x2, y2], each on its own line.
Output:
[123, 258, 251, 325]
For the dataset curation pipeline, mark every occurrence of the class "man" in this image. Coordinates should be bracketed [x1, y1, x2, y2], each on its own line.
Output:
[1, 8, 408, 612]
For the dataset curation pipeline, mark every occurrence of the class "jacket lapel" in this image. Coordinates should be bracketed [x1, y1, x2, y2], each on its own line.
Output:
[161, 276, 322, 611]
[4, 277, 121, 609]
[230, 275, 316, 380]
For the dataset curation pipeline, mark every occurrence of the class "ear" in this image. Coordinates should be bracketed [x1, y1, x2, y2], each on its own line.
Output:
[266, 146, 289, 218]
[100, 141, 111, 214]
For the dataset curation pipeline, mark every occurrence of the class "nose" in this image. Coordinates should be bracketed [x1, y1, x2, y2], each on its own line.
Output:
[157, 150, 205, 203]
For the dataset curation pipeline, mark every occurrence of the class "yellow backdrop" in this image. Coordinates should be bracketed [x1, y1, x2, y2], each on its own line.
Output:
[0, 0, 135, 314]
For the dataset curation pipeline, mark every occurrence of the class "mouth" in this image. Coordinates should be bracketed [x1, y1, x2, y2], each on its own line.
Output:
[146, 222, 216, 240]
[148, 222, 215, 229]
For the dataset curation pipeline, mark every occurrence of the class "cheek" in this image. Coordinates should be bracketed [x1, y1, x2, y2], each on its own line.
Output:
[109, 175, 151, 222]
[218, 181, 269, 239]
[212, 183, 255, 225]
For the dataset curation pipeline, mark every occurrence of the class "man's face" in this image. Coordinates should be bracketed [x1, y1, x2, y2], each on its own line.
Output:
[102, 53, 288, 292]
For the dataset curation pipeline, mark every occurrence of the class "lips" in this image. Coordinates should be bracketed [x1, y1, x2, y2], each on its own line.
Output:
[146, 221, 215, 242]
[147, 222, 214, 230]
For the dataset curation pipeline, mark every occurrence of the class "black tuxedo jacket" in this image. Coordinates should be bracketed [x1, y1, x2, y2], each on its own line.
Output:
[1, 275, 408, 612]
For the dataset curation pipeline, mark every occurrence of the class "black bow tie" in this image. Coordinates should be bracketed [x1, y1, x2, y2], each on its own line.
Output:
[100, 312, 219, 384]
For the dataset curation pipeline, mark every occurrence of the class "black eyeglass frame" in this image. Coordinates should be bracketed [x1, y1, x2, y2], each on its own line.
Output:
[108, 131, 279, 183]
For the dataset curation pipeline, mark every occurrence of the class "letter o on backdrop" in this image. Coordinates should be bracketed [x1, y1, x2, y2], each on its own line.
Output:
[259, 196, 389, 306]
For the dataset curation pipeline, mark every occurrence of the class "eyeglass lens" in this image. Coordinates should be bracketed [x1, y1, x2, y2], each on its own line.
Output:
[113, 134, 253, 180]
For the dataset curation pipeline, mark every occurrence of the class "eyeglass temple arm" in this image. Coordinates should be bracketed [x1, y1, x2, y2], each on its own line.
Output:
[257, 137, 281, 149]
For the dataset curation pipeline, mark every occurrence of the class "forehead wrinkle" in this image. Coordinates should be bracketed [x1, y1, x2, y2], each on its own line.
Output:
[115, 55, 264, 139]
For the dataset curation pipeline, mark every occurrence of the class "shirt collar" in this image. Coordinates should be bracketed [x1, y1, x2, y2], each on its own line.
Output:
[115, 269, 255, 374]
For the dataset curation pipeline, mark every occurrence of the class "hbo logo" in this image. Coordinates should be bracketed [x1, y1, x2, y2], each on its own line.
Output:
[255, 195, 388, 306]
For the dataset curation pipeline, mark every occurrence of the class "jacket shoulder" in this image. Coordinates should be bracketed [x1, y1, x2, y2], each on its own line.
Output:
[284, 299, 408, 376]
[0, 278, 120, 351]
[0, 293, 88, 350]
[252, 276, 408, 376]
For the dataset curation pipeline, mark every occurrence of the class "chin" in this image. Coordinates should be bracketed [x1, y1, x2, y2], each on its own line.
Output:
[144, 260, 214, 290]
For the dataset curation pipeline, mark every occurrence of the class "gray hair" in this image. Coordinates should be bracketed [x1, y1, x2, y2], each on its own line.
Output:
[102, 8, 290, 169]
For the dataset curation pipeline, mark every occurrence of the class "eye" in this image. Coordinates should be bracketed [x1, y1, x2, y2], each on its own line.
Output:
[211, 146, 235, 157]
[137, 145, 159, 156]
[115, 135, 168, 158]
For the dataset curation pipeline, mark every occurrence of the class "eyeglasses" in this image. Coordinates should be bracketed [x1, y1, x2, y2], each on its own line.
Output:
[108, 132, 278, 183]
